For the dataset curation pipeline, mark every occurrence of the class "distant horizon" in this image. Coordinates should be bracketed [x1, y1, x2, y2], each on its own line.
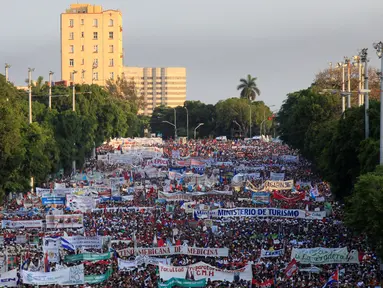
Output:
[1, 0, 382, 109]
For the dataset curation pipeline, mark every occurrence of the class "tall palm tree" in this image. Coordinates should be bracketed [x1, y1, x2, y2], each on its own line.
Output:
[237, 74, 260, 101]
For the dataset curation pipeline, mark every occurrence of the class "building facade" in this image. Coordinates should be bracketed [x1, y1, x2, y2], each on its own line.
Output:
[60, 4, 123, 86]
[124, 67, 186, 115]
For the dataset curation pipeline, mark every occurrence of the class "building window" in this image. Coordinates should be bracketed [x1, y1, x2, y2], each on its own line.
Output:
[93, 72, 98, 80]
[93, 19, 98, 27]
[81, 45, 84, 51]
[81, 70, 86, 80]
[109, 19, 114, 26]
[81, 32, 84, 38]
[81, 59, 84, 65]
[109, 45, 114, 53]
[93, 59, 98, 66]
[93, 45, 98, 53]
[93, 32, 98, 40]
[80, 19, 84, 25]
[109, 58, 114, 67]
[110, 72, 114, 80]
[69, 19, 74, 27]
[69, 45, 74, 53]
[109, 32, 113, 39]
[69, 32, 74, 40]
[69, 59, 74, 67]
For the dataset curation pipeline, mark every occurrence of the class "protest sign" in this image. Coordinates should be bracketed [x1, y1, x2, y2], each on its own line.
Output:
[2, 220, 42, 229]
[252, 192, 270, 204]
[291, 247, 360, 264]
[260, 249, 284, 258]
[63, 236, 103, 250]
[21, 264, 84, 285]
[264, 180, 294, 191]
[206, 208, 325, 220]
[0, 269, 17, 287]
[159, 261, 252, 281]
[42, 196, 66, 205]
[43, 237, 60, 263]
[46, 214, 83, 229]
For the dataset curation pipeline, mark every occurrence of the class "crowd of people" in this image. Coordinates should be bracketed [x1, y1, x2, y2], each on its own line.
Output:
[0, 137, 380, 287]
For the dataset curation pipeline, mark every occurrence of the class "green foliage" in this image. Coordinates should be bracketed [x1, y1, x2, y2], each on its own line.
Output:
[0, 73, 142, 200]
[346, 166, 383, 257]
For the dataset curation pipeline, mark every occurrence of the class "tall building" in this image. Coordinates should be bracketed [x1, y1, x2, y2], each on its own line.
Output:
[60, 4, 123, 86]
[124, 67, 186, 115]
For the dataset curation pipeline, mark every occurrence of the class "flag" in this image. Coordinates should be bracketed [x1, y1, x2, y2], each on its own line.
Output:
[61, 237, 75, 251]
[322, 270, 339, 288]
[284, 259, 298, 279]
[44, 252, 50, 272]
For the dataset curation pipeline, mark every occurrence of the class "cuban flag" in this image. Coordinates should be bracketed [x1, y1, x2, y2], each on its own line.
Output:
[61, 237, 75, 251]
[322, 270, 339, 288]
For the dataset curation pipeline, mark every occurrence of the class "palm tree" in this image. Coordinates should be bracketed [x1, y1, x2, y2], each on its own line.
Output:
[237, 74, 260, 101]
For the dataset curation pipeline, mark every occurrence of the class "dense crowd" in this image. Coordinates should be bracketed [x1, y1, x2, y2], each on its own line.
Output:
[0, 138, 380, 287]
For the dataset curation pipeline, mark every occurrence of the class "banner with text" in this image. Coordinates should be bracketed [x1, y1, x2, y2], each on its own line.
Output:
[46, 214, 83, 229]
[205, 208, 325, 220]
[43, 237, 60, 263]
[158, 278, 206, 288]
[159, 261, 252, 281]
[64, 252, 111, 263]
[252, 192, 270, 204]
[2, 220, 42, 229]
[270, 172, 285, 181]
[264, 180, 294, 191]
[291, 247, 359, 264]
[0, 269, 17, 287]
[21, 264, 84, 286]
[260, 249, 284, 258]
[118, 246, 229, 257]
[64, 236, 103, 250]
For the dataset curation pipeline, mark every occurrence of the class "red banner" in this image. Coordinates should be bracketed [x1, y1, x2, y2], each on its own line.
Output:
[272, 191, 305, 203]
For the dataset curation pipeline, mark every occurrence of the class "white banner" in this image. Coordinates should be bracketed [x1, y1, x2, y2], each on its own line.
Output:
[118, 257, 170, 270]
[264, 180, 294, 191]
[204, 208, 325, 220]
[260, 249, 284, 258]
[158, 192, 193, 201]
[66, 195, 96, 212]
[159, 262, 252, 281]
[36, 187, 74, 195]
[118, 245, 229, 257]
[22, 264, 84, 285]
[0, 269, 17, 287]
[46, 214, 84, 229]
[270, 172, 285, 181]
[64, 236, 103, 250]
[43, 237, 60, 263]
[291, 247, 360, 264]
[186, 190, 233, 196]
[146, 158, 169, 167]
[2, 220, 42, 229]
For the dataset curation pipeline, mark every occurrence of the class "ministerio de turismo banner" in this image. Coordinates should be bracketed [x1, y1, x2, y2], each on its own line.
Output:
[200, 208, 325, 220]
[291, 247, 360, 264]
[159, 262, 252, 282]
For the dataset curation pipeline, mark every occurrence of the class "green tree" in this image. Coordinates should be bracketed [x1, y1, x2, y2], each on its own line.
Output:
[346, 166, 383, 257]
[237, 74, 260, 101]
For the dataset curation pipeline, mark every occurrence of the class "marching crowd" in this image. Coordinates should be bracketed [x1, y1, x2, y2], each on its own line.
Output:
[0, 138, 380, 287]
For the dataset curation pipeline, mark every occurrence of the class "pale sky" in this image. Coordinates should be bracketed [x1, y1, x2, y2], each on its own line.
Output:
[0, 0, 382, 109]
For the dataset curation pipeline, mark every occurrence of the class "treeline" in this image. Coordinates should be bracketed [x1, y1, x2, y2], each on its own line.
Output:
[0, 75, 147, 199]
[150, 98, 274, 139]
[277, 67, 383, 256]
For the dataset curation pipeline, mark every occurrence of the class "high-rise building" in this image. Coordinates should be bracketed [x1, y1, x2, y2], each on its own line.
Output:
[124, 67, 186, 115]
[60, 4, 123, 86]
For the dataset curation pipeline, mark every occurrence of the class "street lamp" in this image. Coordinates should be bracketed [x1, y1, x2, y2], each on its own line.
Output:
[48, 71, 54, 109]
[72, 70, 77, 112]
[249, 104, 252, 138]
[28, 68, 35, 124]
[336, 61, 347, 114]
[162, 121, 177, 139]
[184, 106, 189, 139]
[5, 63, 11, 82]
[194, 123, 204, 139]
[373, 41, 383, 164]
[359, 48, 369, 139]
[344, 57, 351, 109]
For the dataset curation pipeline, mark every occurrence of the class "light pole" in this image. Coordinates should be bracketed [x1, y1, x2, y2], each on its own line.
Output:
[233, 120, 241, 138]
[336, 62, 346, 114]
[184, 106, 189, 139]
[162, 121, 177, 139]
[249, 104, 252, 138]
[359, 48, 369, 139]
[72, 70, 77, 112]
[345, 57, 351, 109]
[194, 123, 204, 139]
[353, 55, 363, 106]
[28, 68, 35, 124]
[5, 63, 11, 82]
[373, 41, 383, 164]
[48, 71, 54, 109]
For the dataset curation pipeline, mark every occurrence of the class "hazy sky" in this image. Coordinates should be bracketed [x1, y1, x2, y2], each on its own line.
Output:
[0, 0, 382, 109]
